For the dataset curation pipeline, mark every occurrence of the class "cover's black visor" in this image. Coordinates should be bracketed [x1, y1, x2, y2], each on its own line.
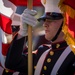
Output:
[38, 12, 63, 21]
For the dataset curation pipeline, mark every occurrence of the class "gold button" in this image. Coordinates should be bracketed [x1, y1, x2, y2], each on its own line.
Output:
[56, 44, 60, 48]
[34, 66, 36, 69]
[50, 51, 54, 56]
[44, 66, 47, 70]
[5, 69, 9, 73]
[47, 58, 51, 63]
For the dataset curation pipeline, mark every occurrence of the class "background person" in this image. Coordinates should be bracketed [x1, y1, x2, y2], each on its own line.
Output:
[0, 0, 21, 74]
[2, 25, 20, 75]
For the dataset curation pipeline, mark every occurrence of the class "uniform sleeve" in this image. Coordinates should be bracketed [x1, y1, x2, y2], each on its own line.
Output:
[5, 35, 28, 73]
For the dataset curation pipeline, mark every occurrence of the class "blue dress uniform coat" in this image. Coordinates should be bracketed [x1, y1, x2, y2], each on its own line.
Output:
[5, 35, 75, 75]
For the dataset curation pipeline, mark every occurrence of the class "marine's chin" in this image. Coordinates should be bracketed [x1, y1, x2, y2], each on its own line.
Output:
[45, 35, 52, 41]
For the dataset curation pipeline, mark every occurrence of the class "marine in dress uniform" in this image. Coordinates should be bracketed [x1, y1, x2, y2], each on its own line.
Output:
[1, 0, 21, 74]
[5, 0, 75, 75]
[5, 36, 75, 75]
[2, 25, 20, 75]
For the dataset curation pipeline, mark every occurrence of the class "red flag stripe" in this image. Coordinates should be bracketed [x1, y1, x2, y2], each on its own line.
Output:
[2, 43, 11, 56]
[9, 0, 42, 6]
[0, 14, 12, 34]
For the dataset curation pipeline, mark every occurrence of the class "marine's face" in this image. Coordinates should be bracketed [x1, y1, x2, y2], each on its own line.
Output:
[43, 19, 63, 41]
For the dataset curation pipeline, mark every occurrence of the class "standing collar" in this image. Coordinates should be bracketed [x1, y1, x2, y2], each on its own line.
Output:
[51, 41, 68, 50]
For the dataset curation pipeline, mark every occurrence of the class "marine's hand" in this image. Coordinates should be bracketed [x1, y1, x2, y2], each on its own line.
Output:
[21, 8, 37, 27]
[18, 8, 37, 37]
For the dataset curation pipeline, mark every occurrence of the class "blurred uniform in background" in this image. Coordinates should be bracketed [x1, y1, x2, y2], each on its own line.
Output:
[2, 8, 21, 75]
[2, 25, 20, 75]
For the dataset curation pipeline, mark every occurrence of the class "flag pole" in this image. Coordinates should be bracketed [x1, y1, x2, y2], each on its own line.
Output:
[27, 0, 33, 75]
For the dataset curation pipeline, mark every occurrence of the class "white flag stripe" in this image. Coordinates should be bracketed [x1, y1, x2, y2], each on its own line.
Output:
[0, 0, 16, 17]
[0, 28, 6, 68]
[0, 28, 12, 44]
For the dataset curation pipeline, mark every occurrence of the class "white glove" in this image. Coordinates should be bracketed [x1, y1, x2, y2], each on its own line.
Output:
[22, 8, 37, 27]
[18, 8, 37, 37]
